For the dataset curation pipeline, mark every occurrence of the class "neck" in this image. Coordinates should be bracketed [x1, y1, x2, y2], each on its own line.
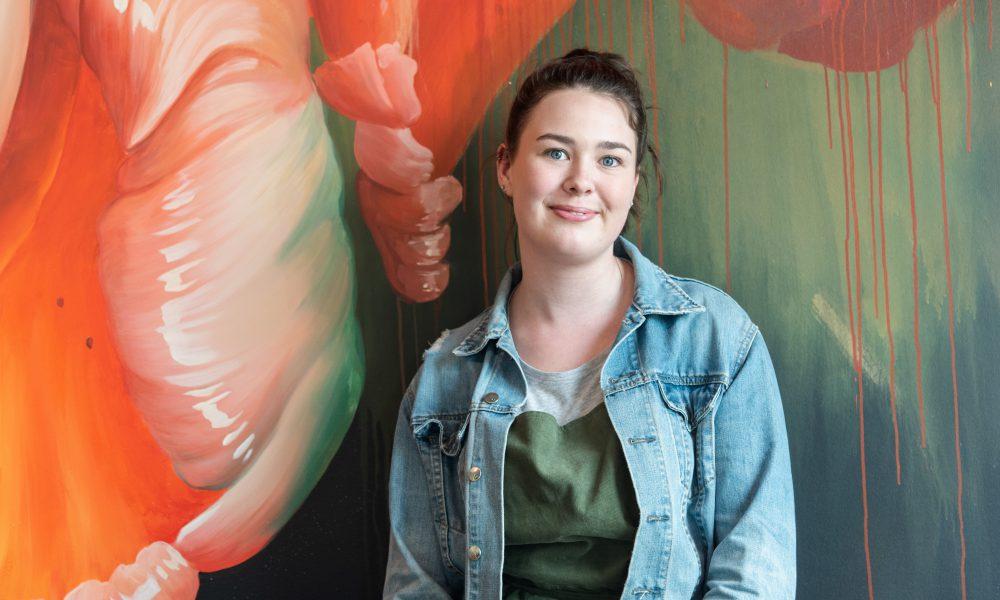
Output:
[509, 241, 633, 329]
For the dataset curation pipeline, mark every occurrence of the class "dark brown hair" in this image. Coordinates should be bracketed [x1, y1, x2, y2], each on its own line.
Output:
[498, 47, 663, 237]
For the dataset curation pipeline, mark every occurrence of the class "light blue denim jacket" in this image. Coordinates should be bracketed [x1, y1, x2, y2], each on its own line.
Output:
[383, 235, 795, 599]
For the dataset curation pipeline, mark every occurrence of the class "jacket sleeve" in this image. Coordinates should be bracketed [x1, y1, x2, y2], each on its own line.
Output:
[382, 367, 462, 599]
[703, 327, 796, 598]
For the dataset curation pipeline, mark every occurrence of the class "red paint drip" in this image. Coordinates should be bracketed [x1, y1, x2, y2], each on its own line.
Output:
[832, 5, 874, 596]
[824, 66, 834, 149]
[961, 0, 972, 152]
[723, 43, 731, 292]
[898, 58, 927, 450]
[607, 0, 614, 50]
[585, 0, 591, 48]
[876, 69, 902, 486]
[928, 22, 969, 600]
[594, 0, 604, 49]
[645, 0, 662, 263]
[396, 297, 406, 394]
[679, 0, 687, 44]
[625, 0, 635, 63]
[862, 0, 879, 323]
[875, 0, 902, 485]
[864, 72, 880, 322]
[478, 126, 489, 308]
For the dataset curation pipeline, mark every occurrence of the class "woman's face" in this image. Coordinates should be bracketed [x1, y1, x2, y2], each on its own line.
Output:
[497, 87, 640, 265]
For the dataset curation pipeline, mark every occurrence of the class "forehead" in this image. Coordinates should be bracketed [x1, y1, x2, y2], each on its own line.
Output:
[522, 88, 636, 147]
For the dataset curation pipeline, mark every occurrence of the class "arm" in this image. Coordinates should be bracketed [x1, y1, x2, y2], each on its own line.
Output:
[383, 368, 461, 599]
[703, 328, 796, 598]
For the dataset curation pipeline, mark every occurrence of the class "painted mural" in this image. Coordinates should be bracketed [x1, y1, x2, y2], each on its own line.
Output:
[0, 0, 996, 598]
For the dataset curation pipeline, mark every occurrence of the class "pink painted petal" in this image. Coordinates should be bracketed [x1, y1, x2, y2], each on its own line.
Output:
[65, 542, 198, 600]
[358, 172, 462, 302]
[313, 41, 420, 128]
[355, 122, 433, 193]
[68, 0, 362, 573]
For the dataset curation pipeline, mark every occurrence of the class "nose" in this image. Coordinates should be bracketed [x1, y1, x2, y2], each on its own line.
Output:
[562, 160, 594, 196]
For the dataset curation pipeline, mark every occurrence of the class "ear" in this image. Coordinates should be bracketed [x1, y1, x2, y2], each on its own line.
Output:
[496, 142, 511, 191]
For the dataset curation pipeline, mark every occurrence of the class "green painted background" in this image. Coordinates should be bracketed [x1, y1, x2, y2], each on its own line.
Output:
[201, 2, 999, 597]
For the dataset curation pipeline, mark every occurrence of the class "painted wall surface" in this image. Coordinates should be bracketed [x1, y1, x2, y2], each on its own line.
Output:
[1, 1, 997, 598]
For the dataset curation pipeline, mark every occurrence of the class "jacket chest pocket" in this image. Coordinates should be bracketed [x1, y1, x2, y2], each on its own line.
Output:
[655, 380, 724, 500]
[411, 413, 470, 574]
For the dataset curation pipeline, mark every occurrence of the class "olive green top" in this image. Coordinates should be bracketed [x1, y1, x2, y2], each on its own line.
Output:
[502, 401, 640, 599]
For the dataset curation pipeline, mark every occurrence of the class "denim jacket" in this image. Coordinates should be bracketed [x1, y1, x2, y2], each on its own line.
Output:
[383, 235, 795, 599]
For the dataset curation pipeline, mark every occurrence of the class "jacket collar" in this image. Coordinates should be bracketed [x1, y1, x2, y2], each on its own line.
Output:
[452, 235, 705, 356]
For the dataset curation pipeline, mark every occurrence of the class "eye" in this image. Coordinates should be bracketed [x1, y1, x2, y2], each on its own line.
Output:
[600, 155, 624, 168]
[544, 148, 568, 160]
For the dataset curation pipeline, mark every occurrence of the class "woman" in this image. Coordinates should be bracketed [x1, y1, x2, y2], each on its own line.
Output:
[383, 49, 795, 599]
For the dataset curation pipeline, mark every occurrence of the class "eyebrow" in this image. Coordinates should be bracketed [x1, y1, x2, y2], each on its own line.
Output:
[535, 133, 633, 154]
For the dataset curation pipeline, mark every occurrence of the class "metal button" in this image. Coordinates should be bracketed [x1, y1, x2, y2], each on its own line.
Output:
[468, 466, 482, 481]
[468, 545, 482, 561]
[482, 392, 499, 404]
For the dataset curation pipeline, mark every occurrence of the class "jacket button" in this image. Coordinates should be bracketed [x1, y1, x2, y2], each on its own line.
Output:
[482, 392, 499, 404]
[468, 466, 482, 481]
[468, 545, 482, 561]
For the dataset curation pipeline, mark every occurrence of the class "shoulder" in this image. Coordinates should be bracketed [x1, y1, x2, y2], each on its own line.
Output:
[421, 307, 491, 359]
[659, 272, 760, 375]
[404, 308, 492, 418]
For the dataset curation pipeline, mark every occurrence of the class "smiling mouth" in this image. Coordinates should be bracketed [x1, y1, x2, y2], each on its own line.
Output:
[549, 205, 596, 216]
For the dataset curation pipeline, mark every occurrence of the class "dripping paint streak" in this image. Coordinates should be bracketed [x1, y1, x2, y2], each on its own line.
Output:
[834, 68, 857, 386]
[679, 0, 687, 44]
[898, 59, 927, 449]
[864, 73, 880, 322]
[874, 1, 902, 485]
[568, 3, 575, 50]
[960, 0, 972, 152]
[824, 66, 834, 149]
[862, 0, 879, 321]
[929, 22, 969, 600]
[990, 0, 994, 50]
[478, 125, 489, 308]
[607, 0, 614, 50]
[411, 303, 419, 367]
[645, 0, 661, 260]
[961, 0, 972, 152]
[833, 7, 873, 597]
[876, 69, 902, 485]
[396, 297, 405, 394]
[594, 0, 604, 49]
[433, 298, 441, 342]
[585, 0, 591, 48]
[723, 44, 731, 292]
[625, 0, 634, 63]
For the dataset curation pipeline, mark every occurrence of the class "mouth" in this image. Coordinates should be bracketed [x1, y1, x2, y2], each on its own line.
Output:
[549, 205, 598, 222]
[549, 204, 597, 216]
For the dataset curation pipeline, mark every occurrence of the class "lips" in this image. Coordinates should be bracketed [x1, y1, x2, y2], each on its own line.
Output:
[549, 204, 597, 215]
[549, 205, 598, 222]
